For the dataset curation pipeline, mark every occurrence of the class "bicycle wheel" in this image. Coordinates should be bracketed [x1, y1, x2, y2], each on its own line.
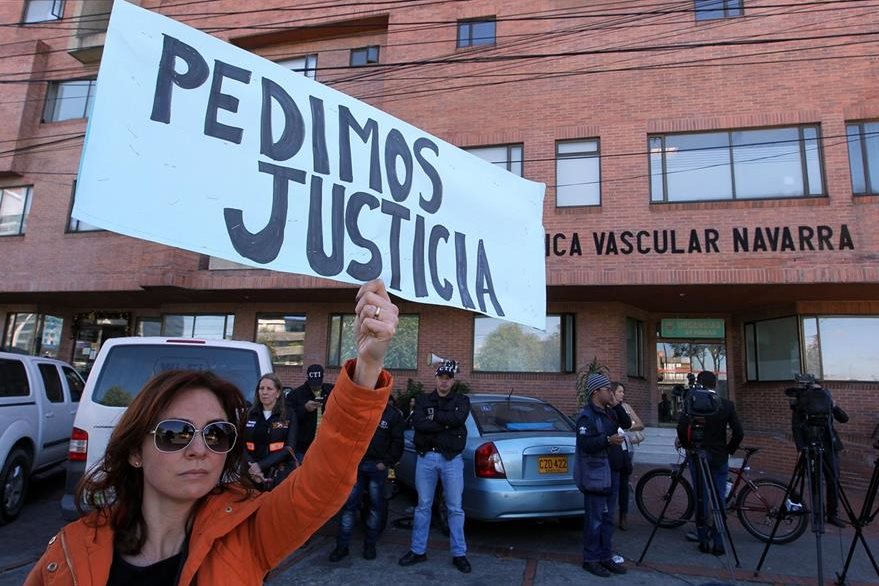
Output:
[736, 478, 808, 544]
[636, 468, 695, 528]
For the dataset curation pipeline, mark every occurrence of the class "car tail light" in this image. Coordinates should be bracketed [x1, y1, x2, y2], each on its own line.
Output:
[69, 427, 88, 462]
[475, 442, 506, 479]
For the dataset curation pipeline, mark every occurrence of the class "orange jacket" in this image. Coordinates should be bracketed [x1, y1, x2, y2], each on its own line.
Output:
[25, 360, 391, 585]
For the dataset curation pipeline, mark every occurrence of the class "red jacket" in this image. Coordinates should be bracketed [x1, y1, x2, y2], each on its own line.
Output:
[25, 361, 391, 585]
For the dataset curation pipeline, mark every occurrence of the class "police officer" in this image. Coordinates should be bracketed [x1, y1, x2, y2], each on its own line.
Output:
[329, 397, 405, 562]
[399, 360, 472, 574]
[244, 374, 298, 490]
[286, 364, 334, 462]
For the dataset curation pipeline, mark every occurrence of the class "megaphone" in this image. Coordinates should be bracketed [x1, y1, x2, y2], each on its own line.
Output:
[426, 353, 446, 366]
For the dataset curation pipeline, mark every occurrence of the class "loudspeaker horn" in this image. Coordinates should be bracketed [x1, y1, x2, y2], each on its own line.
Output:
[426, 353, 446, 366]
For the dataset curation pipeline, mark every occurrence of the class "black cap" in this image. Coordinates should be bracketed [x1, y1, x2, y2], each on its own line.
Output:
[435, 360, 457, 378]
[306, 364, 324, 383]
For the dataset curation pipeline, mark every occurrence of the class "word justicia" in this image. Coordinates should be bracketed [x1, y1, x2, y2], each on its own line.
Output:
[147, 35, 504, 317]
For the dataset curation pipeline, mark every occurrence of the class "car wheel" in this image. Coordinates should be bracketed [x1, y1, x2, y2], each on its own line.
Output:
[0, 448, 31, 525]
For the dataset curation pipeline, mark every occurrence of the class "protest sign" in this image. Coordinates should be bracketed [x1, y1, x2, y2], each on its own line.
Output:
[74, 1, 547, 328]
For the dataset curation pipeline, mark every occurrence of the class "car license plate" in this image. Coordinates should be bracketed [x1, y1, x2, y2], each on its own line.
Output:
[538, 456, 568, 474]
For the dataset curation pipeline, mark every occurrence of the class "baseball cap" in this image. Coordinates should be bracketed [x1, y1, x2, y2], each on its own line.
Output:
[435, 360, 457, 378]
[306, 364, 324, 383]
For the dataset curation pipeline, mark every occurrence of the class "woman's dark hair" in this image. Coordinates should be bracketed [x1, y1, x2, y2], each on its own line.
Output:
[76, 370, 251, 554]
[249, 373, 285, 419]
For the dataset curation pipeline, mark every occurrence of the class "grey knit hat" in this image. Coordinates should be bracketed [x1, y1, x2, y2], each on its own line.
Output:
[585, 373, 612, 398]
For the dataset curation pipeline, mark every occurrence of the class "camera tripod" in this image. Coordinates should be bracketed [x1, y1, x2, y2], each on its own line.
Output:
[835, 452, 879, 585]
[638, 447, 740, 581]
[754, 437, 862, 585]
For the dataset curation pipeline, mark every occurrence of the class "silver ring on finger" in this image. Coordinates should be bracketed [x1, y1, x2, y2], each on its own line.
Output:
[372, 305, 382, 320]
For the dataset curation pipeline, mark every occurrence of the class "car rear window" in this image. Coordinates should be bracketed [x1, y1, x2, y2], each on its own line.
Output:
[0, 358, 29, 398]
[471, 400, 574, 434]
[91, 345, 261, 407]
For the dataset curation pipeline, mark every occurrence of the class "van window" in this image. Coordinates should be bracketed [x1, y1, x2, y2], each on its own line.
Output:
[62, 366, 84, 402]
[91, 345, 262, 407]
[38, 363, 64, 403]
[0, 358, 30, 398]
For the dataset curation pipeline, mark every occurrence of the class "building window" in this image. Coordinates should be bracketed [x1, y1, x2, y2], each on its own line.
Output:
[802, 316, 879, 381]
[350, 46, 379, 67]
[556, 139, 600, 207]
[457, 18, 496, 48]
[256, 314, 306, 366]
[328, 314, 418, 369]
[626, 318, 645, 377]
[67, 181, 101, 232]
[744, 316, 801, 382]
[695, 0, 743, 21]
[473, 315, 575, 373]
[2, 313, 64, 358]
[161, 314, 235, 340]
[43, 79, 96, 122]
[649, 126, 824, 203]
[23, 0, 64, 23]
[465, 144, 523, 176]
[0, 186, 32, 236]
[135, 317, 161, 337]
[277, 55, 318, 79]
[846, 121, 879, 195]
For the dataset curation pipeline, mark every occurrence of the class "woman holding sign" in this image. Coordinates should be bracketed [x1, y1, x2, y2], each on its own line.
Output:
[26, 280, 398, 586]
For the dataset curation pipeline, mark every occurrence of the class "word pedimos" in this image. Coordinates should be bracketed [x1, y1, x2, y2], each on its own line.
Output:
[74, 1, 547, 329]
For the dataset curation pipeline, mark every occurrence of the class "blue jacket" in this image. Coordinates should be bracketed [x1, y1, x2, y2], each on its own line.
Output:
[575, 402, 631, 493]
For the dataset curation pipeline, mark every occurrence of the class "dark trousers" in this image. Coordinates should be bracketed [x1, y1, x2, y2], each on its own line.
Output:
[582, 470, 619, 563]
[336, 460, 388, 548]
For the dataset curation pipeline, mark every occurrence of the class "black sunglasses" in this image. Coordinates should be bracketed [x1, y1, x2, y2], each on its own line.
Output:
[149, 419, 238, 454]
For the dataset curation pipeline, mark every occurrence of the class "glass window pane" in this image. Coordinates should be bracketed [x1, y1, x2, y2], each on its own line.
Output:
[136, 318, 161, 336]
[257, 314, 306, 366]
[802, 317, 820, 378]
[48, 81, 91, 121]
[41, 315, 63, 358]
[558, 140, 598, 155]
[466, 144, 523, 176]
[63, 366, 84, 401]
[626, 318, 643, 377]
[814, 317, 879, 381]
[865, 122, 879, 194]
[695, 0, 725, 20]
[510, 145, 523, 176]
[457, 22, 471, 47]
[5, 313, 38, 354]
[557, 157, 600, 206]
[329, 314, 417, 368]
[0, 187, 29, 236]
[0, 359, 30, 397]
[733, 128, 805, 198]
[847, 125, 866, 193]
[649, 138, 664, 201]
[665, 133, 731, 201]
[474, 316, 562, 372]
[192, 315, 226, 339]
[277, 55, 317, 79]
[471, 20, 496, 45]
[471, 400, 574, 434]
[745, 324, 757, 380]
[162, 315, 195, 337]
[754, 316, 800, 380]
[38, 363, 64, 402]
[24, 0, 63, 23]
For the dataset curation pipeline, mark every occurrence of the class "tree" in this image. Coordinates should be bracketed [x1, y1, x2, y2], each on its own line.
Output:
[475, 323, 558, 372]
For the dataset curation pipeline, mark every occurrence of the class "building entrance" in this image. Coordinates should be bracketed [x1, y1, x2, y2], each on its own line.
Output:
[656, 341, 727, 425]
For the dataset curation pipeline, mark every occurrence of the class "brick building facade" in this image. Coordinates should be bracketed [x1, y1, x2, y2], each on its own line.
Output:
[1, 0, 878, 475]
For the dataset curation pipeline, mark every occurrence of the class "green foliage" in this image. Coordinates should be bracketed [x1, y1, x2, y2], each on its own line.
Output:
[474, 322, 560, 372]
[393, 378, 424, 413]
[101, 385, 132, 407]
[575, 356, 610, 408]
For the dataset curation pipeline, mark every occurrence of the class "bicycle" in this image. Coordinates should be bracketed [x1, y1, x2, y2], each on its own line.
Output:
[635, 446, 808, 544]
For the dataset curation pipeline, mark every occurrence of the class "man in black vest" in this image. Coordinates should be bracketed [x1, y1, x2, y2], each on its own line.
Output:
[286, 363, 334, 462]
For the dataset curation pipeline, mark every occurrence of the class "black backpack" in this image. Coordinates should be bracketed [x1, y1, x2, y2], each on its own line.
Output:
[683, 387, 721, 418]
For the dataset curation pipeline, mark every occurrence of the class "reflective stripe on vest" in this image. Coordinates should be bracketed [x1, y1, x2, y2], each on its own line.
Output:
[245, 442, 256, 451]
[269, 442, 285, 452]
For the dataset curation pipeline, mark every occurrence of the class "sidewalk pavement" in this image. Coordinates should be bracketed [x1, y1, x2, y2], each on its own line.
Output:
[267, 465, 878, 586]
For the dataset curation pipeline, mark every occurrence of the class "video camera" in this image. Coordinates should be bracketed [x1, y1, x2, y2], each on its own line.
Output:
[677, 373, 721, 449]
[786, 373, 833, 449]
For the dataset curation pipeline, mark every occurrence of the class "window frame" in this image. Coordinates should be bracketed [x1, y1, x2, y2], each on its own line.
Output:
[66, 181, 102, 233]
[255, 313, 307, 367]
[0, 186, 33, 237]
[350, 46, 380, 67]
[846, 120, 879, 195]
[555, 138, 601, 207]
[694, 0, 744, 21]
[626, 318, 645, 378]
[2, 312, 64, 358]
[464, 143, 524, 176]
[472, 314, 575, 374]
[327, 313, 419, 369]
[276, 54, 318, 79]
[160, 313, 235, 340]
[649, 125, 825, 203]
[457, 17, 497, 48]
[42, 79, 97, 123]
[744, 315, 802, 383]
[801, 315, 879, 382]
[22, 0, 64, 24]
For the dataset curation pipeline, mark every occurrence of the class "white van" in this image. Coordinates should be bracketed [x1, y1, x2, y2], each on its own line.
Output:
[60, 337, 273, 520]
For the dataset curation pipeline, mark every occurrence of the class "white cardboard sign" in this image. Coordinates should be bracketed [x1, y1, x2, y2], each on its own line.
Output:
[74, 1, 547, 328]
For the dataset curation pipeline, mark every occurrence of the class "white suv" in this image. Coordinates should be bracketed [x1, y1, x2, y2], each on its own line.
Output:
[60, 337, 273, 520]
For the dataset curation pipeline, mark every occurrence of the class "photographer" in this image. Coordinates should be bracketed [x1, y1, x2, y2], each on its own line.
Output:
[676, 371, 743, 555]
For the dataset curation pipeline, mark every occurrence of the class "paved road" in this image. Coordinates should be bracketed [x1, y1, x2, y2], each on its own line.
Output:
[3, 465, 877, 585]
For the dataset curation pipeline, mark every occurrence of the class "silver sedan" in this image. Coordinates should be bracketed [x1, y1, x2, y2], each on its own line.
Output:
[396, 394, 584, 521]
